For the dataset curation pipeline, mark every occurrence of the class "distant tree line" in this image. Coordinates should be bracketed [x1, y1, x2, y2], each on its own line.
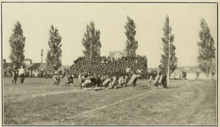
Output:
[8, 16, 216, 75]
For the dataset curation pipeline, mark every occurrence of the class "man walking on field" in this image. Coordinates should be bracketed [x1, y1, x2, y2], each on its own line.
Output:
[19, 66, 25, 83]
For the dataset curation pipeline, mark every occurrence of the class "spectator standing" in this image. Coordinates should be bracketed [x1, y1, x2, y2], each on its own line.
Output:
[182, 71, 187, 80]
[19, 66, 25, 83]
[211, 72, 215, 80]
[195, 71, 199, 80]
[11, 66, 18, 85]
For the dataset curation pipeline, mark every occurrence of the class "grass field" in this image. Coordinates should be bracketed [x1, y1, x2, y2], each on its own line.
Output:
[3, 77, 217, 125]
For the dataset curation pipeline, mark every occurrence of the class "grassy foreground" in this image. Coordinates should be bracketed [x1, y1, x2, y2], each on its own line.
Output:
[3, 77, 217, 125]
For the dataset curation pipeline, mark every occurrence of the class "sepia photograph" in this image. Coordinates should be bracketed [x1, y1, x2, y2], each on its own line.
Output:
[1, 1, 218, 126]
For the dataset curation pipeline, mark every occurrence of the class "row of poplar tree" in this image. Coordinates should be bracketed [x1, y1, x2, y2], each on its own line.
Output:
[8, 15, 216, 76]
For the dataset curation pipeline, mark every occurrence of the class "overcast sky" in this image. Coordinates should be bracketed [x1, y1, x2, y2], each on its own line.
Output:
[2, 2, 217, 68]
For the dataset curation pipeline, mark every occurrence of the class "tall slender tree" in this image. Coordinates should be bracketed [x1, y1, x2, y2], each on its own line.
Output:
[9, 21, 26, 68]
[197, 19, 216, 76]
[46, 25, 62, 70]
[160, 15, 178, 74]
[82, 21, 101, 59]
[124, 16, 138, 57]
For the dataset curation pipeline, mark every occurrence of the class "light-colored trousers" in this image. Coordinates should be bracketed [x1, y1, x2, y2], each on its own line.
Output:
[128, 74, 140, 86]
[153, 75, 163, 86]
[118, 76, 124, 85]
[81, 79, 92, 87]
[103, 79, 111, 86]
[108, 77, 117, 88]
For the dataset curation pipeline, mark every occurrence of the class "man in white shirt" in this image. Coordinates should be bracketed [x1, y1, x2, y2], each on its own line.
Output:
[18, 66, 25, 83]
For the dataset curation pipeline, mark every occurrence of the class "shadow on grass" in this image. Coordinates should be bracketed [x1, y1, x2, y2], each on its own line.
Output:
[142, 87, 151, 89]
[136, 85, 151, 89]
[93, 89, 104, 91]
[166, 85, 180, 89]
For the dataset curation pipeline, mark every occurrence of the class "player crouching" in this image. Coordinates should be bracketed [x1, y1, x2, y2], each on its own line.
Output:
[65, 74, 74, 86]
[153, 65, 167, 88]
[53, 70, 62, 86]
[126, 67, 142, 90]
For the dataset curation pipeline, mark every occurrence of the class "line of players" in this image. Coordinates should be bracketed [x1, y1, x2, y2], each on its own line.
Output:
[78, 68, 142, 90]
[54, 65, 168, 90]
[54, 67, 143, 90]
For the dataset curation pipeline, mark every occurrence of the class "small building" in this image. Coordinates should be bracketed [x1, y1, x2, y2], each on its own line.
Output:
[24, 58, 32, 65]
[109, 51, 127, 59]
[3, 59, 13, 70]
[26, 63, 47, 70]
